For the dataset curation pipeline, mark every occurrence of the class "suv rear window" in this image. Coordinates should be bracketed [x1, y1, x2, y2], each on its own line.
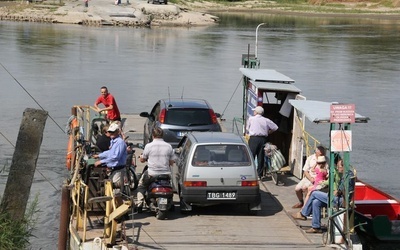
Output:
[165, 109, 212, 126]
[192, 145, 251, 167]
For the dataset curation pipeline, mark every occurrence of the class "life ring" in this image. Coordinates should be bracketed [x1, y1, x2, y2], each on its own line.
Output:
[66, 116, 78, 170]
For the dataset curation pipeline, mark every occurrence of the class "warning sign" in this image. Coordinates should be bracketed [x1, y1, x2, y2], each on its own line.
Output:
[330, 104, 355, 123]
[331, 130, 352, 152]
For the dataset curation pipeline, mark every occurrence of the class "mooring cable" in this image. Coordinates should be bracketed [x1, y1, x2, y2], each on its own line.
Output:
[0, 131, 59, 191]
[0, 62, 64, 191]
[0, 62, 66, 134]
[220, 76, 242, 119]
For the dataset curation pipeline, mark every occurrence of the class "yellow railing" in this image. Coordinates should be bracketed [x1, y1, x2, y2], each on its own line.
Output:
[296, 115, 320, 157]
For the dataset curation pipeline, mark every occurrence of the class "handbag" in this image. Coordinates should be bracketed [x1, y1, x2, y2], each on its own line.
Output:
[264, 143, 286, 172]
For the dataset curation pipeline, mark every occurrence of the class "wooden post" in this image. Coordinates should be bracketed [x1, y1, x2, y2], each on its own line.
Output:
[0, 108, 48, 220]
[58, 184, 70, 250]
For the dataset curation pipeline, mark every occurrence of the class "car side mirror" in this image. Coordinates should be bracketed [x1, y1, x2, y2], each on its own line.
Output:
[215, 112, 221, 118]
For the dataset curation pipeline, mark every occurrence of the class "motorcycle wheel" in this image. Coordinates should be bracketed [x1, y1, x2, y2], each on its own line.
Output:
[156, 210, 167, 220]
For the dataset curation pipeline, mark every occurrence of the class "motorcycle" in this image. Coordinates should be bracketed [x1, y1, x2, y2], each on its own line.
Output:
[140, 170, 174, 220]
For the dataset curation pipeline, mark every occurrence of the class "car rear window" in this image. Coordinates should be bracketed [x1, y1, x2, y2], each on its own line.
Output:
[165, 109, 212, 126]
[192, 145, 251, 167]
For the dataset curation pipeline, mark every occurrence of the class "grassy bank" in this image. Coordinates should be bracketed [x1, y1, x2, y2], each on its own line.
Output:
[0, 195, 39, 250]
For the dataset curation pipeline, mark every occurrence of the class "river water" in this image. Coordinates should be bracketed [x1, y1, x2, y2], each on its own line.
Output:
[1, 13, 400, 249]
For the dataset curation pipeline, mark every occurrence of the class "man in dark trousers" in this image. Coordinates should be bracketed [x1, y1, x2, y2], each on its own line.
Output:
[93, 123, 127, 206]
[246, 106, 278, 179]
[135, 128, 175, 212]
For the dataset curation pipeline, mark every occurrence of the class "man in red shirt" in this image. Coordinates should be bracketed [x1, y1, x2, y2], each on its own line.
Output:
[94, 86, 121, 122]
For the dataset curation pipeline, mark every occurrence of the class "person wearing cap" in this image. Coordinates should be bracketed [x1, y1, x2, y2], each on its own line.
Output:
[291, 158, 355, 234]
[246, 105, 278, 179]
[94, 86, 121, 122]
[292, 145, 327, 208]
[93, 122, 127, 206]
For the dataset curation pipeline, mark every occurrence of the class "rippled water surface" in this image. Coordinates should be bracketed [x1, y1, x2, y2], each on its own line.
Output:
[1, 13, 400, 248]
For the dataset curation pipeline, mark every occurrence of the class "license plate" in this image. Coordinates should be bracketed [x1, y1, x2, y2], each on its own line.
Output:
[159, 198, 168, 205]
[207, 192, 236, 200]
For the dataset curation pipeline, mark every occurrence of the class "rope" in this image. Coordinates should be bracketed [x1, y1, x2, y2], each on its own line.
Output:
[0, 132, 59, 191]
[0, 131, 15, 148]
[65, 115, 76, 135]
[220, 76, 242, 119]
[0, 62, 73, 192]
[0, 62, 66, 134]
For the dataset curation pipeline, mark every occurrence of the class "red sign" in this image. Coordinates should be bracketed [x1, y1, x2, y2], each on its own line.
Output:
[330, 104, 355, 123]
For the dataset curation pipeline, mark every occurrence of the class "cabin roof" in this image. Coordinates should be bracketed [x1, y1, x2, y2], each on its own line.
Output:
[240, 68, 295, 83]
[249, 80, 301, 93]
[240, 68, 301, 93]
[289, 100, 370, 124]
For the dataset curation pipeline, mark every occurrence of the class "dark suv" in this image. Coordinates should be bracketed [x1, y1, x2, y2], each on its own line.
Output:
[140, 98, 222, 147]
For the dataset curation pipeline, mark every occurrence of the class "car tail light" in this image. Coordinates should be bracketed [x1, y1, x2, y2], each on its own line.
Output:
[159, 109, 166, 123]
[209, 109, 218, 124]
[241, 180, 258, 187]
[184, 181, 207, 187]
[151, 187, 172, 193]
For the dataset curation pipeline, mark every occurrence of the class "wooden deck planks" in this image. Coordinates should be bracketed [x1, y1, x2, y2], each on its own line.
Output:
[79, 114, 333, 249]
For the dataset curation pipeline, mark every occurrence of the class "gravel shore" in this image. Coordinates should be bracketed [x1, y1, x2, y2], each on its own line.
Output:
[0, 0, 220, 26]
[1, 0, 400, 27]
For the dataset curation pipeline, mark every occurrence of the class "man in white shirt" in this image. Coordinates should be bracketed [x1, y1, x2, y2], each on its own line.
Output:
[246, 106, 278, 179]
[136, 127, 175, 212]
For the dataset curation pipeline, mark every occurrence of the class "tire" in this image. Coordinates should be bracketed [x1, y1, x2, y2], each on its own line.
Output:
[248, 210, 258, 216]
[123, 184, 131, 199]
[156, 210, 167, 220]
[128, 166, 138, 191]
[179, 188, 190, 214]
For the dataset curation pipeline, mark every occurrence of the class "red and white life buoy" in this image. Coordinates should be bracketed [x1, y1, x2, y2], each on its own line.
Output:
[66, 116, 78, 170]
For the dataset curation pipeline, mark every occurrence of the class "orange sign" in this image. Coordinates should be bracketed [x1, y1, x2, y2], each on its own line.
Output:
[331, 130, 352, 152]
[330, 104, 355, 123]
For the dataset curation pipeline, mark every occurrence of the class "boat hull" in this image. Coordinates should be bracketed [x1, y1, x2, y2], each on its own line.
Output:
[354, 180, 400, 241]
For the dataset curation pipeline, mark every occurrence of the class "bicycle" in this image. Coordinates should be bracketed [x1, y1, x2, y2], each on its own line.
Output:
[122, 142, 140, 199]
[262, 143, 286, 185]
[263, 156, 279, 185]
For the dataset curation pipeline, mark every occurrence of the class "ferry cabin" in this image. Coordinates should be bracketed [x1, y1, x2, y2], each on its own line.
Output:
[240, 67, 304, 178]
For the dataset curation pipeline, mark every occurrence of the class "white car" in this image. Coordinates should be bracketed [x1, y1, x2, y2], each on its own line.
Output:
[173, 132, 261, 215]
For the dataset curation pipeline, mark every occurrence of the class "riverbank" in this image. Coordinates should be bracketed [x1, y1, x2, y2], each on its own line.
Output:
[1, 0, 400, 27]
[0, 0, 220, 26]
